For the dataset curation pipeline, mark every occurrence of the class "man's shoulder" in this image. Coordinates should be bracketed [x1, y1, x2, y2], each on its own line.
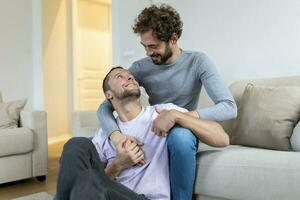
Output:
[129, 57, 153, 76]
[142, 104, 176, 117]
[183, 50, 214, 72]
[151, 103, 188, 112]
[183, 50, 207, 60]
[154, 103, 176, 109]
[132, 57, 152, 66]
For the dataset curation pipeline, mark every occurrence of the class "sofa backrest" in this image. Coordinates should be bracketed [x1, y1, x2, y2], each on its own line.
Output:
[218, 76, 300, 135]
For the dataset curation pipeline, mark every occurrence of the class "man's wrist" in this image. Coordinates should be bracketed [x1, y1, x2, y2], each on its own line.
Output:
[105, 159, 124, 179]
[172, 110, 183, 123]
[111, 159, 121, 171]
[112, 158, 126, 172]
[185, 111, 200, 118]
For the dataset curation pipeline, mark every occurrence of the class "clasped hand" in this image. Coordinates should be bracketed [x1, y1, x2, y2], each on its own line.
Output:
[114, 136, 145, 170]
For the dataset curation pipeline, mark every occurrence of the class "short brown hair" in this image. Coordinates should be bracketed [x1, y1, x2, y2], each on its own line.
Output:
[102, 66, 124, 94]
[132, 4, 183, 42]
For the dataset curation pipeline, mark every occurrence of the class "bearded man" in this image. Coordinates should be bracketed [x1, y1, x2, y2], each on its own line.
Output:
[56, 67, 229, 200]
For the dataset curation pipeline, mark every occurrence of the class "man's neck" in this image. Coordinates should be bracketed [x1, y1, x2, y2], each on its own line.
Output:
[166, 46, 182, 64]
[113, 98, 142, 122]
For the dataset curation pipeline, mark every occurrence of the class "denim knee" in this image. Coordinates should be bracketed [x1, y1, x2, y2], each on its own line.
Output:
[167, 126, 197, 155]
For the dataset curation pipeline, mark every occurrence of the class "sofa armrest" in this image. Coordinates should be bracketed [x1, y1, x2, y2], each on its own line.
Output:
[72, 111, 99, 137]
[20, 110, 47, 177]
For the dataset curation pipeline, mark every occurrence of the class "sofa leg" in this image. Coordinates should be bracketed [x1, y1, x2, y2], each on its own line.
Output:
[36, 175, 46, 182]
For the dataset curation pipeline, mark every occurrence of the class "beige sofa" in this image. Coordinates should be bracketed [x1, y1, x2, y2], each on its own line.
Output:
[0, 92, 48, 184]
[72, 76, 300, 200]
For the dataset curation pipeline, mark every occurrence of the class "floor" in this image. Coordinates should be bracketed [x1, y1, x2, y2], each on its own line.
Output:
[0, 140, 67, 200]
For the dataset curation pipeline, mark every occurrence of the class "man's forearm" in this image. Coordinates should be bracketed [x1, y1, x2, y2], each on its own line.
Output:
[186, 111, 199, 118]
[197, 100, 237, 121]
[98, 100, 120, 136]
[173, 110, 229, 147]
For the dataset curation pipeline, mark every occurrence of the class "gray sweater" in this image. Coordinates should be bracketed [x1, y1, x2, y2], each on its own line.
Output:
[98, 51, 237, 135]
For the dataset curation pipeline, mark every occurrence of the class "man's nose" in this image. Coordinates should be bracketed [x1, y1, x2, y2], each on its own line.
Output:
[146, 48, 153, 56]
[127, 75, 133, 80]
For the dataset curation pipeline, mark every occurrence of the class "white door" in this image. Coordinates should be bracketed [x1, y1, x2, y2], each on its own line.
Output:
[73, 0, 112, 111]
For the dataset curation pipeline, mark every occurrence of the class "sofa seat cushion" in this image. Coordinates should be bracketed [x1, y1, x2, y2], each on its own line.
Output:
[194, 143, 300, 200]
[0, 128, 34, 157]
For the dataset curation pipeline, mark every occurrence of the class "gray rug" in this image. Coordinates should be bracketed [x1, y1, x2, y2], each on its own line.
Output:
[13, 192, 53, 200]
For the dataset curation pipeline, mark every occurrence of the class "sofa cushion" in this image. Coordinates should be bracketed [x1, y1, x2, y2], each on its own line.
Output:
[194, 143, 300, 200]
[231, 85, 300, 151]
[0, 128, 33, 157]
[291, 121, 300, 151]
[0, 99, 27, 129]
[224, 76, 300, 140]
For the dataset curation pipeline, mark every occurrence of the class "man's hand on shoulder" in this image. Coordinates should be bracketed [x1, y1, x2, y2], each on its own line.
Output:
[152, 106, 178, 137]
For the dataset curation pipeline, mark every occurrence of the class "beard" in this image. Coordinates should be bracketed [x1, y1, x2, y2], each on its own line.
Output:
[151, 45, 173, 65]
[112, 87, 141, 100]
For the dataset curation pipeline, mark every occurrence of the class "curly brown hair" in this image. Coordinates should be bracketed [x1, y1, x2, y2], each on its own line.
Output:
[132, 4, 183, 42]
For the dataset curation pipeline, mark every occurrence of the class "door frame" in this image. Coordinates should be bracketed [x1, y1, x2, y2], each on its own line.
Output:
[70, 0, 112, 111]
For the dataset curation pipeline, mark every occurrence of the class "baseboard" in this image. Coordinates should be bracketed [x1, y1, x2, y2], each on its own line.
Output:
[48, 134, 71, 144]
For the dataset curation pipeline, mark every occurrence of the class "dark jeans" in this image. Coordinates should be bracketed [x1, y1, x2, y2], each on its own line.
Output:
[56, 137, 148, 200]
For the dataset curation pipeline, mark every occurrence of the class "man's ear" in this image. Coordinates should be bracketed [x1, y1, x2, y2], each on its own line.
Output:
[105, 91, 113, 100]
[170, 33, 178, 45]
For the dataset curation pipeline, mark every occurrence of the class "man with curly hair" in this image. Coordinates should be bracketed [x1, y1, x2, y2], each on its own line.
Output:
[98, 4, 237, 200]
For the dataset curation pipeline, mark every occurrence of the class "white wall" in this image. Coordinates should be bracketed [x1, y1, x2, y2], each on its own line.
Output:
[112, 0, 149, 68]
[42, 0, 71, 139]
[112, 0, 300, 81]
[32, 0, 44, 110]
[0, 1, 34, 108]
